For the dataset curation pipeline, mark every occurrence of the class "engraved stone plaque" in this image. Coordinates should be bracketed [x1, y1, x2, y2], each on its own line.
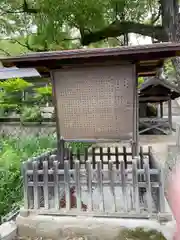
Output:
[52, 64, 135, 140]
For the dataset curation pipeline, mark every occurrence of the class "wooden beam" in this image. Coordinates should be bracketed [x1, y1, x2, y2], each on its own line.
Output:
[139, 96, 169, 102]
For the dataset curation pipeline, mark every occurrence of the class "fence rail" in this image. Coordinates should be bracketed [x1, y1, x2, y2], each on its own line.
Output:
[21, 146, 167, 218]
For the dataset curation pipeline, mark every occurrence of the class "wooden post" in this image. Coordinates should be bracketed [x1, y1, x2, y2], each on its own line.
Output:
[160, 102, 163, 118]
[132, 67, 139, 157]
[168, 98, 172, 132]
[50, 71, 61, 157]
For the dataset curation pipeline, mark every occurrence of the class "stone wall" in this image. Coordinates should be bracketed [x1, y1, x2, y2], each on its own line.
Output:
[0, 122, 56, 137]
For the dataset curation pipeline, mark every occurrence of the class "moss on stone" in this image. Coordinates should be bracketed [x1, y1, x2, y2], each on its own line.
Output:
[116, 227, 167, 240]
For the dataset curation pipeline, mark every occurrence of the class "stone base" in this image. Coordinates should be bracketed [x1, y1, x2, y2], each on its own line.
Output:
[16, 214, 176, 240]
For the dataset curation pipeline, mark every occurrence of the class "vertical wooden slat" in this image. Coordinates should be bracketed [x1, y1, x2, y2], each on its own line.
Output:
[135, 155, 143, 183]
[21, 162, 28, 209]
[159, 167, 165, 213]
[86, 160, 93, 211]
[76, 148, 81, 161]
[74, 160, 81, 210]
[120, 160, 127, 212]
[97, 160, 105, 211]
[143, 157, 152, 214]
[132, 159, 140, 213]
[92, 147, 96, 169]
[32, 161, 39, 209]
[123, 146, 127, 169]
[49, 155, 56, 168]
[69, 148, 74, 169]
[139, 146, 144, 169]
[64, 160, 71, 210]
[43, 160, 49, 209]
[84, 147, 88, 162]
[53, 160, 59, 209]
[107, 147, 111, 161]
[108, 161, 116, 212]
[27, 160, 33, 208]
[99, 147, 103, 162]
[60, 138, 65, 165]
[115, 147, 119, 169]
[148, 146, 153, 169]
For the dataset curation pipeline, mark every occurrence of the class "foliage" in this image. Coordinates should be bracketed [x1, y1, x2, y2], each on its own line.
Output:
[0, 135, 56, 218]
[0, 78, 33, 92]
[20, 106, 43, 123]
[0, 0, 162, 54]
[164, 59, 176, 81]
[0, 135, 91, 218]
[119, 227, 166, 240]
[33, 84, 52, 105]
[138, 77, 144, 88]
[65, 142, 92, 154]
[0, 78, 33, 115]
[0, 78, 53, 120]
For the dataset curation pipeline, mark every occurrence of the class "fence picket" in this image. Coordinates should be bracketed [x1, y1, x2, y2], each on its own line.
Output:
[97, 160, 105, 211]
[21, 162, 28, 209]
[53, 160, 59, 209]
[120, 160, 127, 212]
[64, 160, 71, 210]
[32, 161, 39, 209]
[143, 157, 152, 214]
[74, 161, 81, 210]
[43, 161, 49, 209]
[159, 167, 165, 213]
[108, 161, 116, 212]
[132, 159, 140, 213]
[86, 160, 93, 211]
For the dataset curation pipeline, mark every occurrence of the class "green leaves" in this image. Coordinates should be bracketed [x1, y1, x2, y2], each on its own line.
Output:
[20, 106, 43, 123]
[0, 0, 161, 53]
[0, 78, 52, 119]
[0, 135, 56, 217]
[0, 78, 33, 115]
[33, 84, 52, 104]
[0, 78, 33, 92]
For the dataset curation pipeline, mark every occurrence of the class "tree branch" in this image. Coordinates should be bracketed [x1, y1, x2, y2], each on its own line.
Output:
[0, 0, 39, 15]
[151, 6, 161, 24]
[81, 20, 167, 45]
[0, 48, 10, 56]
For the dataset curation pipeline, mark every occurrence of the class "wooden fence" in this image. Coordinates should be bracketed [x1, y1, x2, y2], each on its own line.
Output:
[21, 146, 167, 219]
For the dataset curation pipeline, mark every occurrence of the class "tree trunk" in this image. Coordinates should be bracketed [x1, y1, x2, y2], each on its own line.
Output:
[81, 0, 180, 86]
[171, 12, 180, 88]
[160, 0, 180, 87]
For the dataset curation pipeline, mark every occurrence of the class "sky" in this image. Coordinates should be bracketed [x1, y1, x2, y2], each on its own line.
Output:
[129, 33, 152, 45]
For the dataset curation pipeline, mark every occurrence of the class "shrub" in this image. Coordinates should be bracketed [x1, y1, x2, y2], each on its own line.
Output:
[0, 135, 91, 218]
[20, 106, 43, 123]
[0, 78, 33, 114]
[33, 84, 52, 105]
[0, 135, 56, 218]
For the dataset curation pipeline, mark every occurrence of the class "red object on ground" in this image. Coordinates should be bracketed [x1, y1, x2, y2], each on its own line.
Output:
[59, 186, 87, 211]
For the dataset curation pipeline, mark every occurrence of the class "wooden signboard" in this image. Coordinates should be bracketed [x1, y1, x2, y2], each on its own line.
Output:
[52, 64, 135, 140]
